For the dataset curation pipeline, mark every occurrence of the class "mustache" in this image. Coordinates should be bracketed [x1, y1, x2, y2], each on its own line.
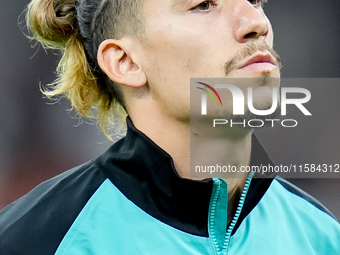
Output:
[224, 41, 282, 76]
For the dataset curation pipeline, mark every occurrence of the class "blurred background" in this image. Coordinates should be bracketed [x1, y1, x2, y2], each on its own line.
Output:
[0, 1, 339, 219]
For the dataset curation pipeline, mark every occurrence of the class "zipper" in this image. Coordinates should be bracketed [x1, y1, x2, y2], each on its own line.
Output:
[209, 179, 223, 253]
[209, 171, 255, 254]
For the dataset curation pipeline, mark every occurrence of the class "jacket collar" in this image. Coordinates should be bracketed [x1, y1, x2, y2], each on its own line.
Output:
[96, 116, 275, 237]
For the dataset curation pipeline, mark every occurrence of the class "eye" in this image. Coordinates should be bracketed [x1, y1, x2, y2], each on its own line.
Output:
[191, 1, 216, 12]
[248, 0, 268, 8]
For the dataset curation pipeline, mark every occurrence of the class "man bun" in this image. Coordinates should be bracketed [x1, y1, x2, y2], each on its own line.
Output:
[26, 0, 127, 139]
[25, 0, 147, 139]
[27, 0, 78, 47]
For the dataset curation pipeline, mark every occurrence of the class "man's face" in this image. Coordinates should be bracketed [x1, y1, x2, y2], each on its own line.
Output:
[135, 0, 281, 121]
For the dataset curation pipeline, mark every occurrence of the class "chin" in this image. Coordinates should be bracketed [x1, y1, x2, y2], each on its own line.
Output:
[235, 67, 281, 80]
[250, 85, 280, 109]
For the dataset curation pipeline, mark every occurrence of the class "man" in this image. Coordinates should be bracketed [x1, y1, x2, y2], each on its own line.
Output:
[0, 0, 339, 254]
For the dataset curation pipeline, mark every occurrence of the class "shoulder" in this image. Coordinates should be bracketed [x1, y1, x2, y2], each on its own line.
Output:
[273, 176, 338, 221]
[234, 176, 340, 254]
[231, 177, 340, 255]
[0, 160, 107, 255]
[268, 177, 340, 252]
[275, 177, 338, 221]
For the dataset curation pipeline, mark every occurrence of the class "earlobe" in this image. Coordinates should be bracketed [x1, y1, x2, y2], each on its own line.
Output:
[97, 39, 147, 88]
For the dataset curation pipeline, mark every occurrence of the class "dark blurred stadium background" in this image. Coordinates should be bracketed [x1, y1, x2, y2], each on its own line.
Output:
[1, 1, 339, 219]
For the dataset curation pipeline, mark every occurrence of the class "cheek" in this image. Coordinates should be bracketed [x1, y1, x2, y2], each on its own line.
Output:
[137, 34, 190, 117]
[141, 33, 229, 92]
[141, 32, 204, 86]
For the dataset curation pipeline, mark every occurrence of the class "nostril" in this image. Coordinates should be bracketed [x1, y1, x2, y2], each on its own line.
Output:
[244, 32, 257, 39]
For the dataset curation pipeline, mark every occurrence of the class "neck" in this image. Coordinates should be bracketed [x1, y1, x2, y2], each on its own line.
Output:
[128, 100, 252, 224]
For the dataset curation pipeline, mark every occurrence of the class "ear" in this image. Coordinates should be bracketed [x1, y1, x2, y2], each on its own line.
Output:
[97, 39, 147, 87]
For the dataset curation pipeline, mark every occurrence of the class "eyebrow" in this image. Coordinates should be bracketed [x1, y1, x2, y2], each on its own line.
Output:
[172, 0, 183, 5]
[171, 0, 192, 8]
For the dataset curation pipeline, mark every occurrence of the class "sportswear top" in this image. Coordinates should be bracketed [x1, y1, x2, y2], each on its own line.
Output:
[0, 117, 339, 255]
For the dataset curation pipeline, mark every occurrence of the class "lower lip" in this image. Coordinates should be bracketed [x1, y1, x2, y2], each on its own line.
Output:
[238, 62, 277, 72]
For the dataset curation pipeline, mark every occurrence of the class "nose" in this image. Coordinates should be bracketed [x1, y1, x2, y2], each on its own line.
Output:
[231, 0, 270, 43]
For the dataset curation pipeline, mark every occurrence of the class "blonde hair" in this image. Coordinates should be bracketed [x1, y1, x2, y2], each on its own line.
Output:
[26, 0, 144, 139]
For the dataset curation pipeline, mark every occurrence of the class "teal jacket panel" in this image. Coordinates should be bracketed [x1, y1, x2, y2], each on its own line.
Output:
[55, 179, 212, 255]
[229, 179, 340, 255]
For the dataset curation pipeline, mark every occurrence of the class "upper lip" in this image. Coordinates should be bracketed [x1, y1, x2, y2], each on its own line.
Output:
[238, 52, 276, 69]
